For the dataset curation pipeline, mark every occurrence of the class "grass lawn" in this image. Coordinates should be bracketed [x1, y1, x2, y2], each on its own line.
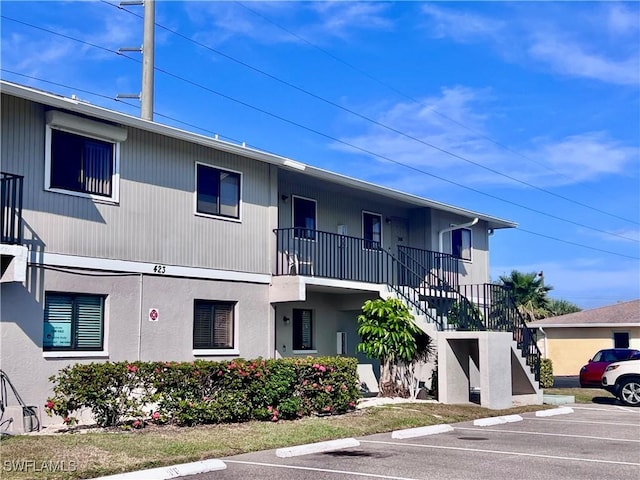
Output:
[544, 386, 616, 404]
[1, 388, 612, 480]
[1, 402, 548, 480]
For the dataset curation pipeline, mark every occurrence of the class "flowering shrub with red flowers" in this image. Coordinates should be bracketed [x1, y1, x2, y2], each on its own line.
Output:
[45, 357, 360, 427]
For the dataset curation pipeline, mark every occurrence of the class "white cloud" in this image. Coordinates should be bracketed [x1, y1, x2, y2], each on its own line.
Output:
[421, 4, 505, 43]
[607, 4, 640, 37]
[184, 1, 392, 47]
[420, 3, 640, 86]
[333, 88, 639, 189]
[529, 36, 639, 86]
[311, 2, 393, 38]
[530, 132, 638, 182]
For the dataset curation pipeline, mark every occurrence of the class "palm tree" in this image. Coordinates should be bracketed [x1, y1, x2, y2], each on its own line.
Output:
[497, 270, 553, 322]
[548, 298, 581, 316]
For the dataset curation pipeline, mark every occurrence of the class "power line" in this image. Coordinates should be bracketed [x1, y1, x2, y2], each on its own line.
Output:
[1, 69, 248, 147]
[4, 69, 638, 263]
[1, 21, 638, 259]
[102, 1, 640, 229]
[235, 0, 640, 227]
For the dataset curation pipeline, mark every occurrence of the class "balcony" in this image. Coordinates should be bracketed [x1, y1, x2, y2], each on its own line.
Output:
[1, 172, 24, 245]
[274, 228, 457, 285]
[1, 172, 27, 283]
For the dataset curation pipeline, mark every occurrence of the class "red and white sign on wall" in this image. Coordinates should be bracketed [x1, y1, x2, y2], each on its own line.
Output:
[148, 308, 159, 322]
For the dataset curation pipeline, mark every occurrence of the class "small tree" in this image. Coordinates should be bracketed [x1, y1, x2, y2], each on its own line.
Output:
[497, 270, 553, 322]
[357, 298, 434, 397]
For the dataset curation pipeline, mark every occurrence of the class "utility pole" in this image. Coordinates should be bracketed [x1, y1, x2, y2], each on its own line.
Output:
[141, 0, 155, 121]
[117, 0, 155, 121]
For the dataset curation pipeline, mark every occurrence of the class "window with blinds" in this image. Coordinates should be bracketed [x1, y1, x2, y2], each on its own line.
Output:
[452, 228, 472, 261]
[193, 300, 235, 349]
[43, 293, 104, 351]
[50, 129, 114, 198]
[293, 309, 313, 350]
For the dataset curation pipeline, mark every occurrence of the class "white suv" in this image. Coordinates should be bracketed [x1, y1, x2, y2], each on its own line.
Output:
[601, 358, 640, 406]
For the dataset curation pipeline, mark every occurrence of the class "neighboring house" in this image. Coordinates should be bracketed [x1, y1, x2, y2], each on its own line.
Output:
[0, 81, 541, 430]
[529, 300, 640, 376]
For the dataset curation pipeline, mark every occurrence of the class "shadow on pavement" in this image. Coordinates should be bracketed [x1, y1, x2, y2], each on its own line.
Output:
[592, 396, 620, 405]
[553, 376, 580, 388]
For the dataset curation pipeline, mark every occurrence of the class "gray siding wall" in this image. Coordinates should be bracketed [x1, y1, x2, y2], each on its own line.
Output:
[278, 171, 429, 252]
[1, 95, 275, 273]
[279, 170, 490, 282]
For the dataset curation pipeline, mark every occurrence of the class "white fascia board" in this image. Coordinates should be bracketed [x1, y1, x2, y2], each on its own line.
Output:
[2, 81, 516, 229]
[28, 252, 271, 284]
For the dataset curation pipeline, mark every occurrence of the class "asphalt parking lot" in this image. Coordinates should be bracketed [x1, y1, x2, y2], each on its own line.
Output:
[185, 403, 640, 480]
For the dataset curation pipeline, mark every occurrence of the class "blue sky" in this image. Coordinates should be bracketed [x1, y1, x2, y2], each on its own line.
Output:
[2, 1, 639, 309]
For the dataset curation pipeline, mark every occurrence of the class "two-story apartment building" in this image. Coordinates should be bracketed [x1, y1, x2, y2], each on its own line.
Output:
[1, 81, 541, 430]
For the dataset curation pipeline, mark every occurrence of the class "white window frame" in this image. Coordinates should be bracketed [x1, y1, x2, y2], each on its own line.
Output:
[362, 210, 383, 251]
[42, 291, 110, 359]
[192, 300, 240, 356]
[194, 162, 243, 223]
[451, 228, 473, 262]
[292, 308, 316, 354]
[44, 111, 124, 204]
[292, 195, 317, 241]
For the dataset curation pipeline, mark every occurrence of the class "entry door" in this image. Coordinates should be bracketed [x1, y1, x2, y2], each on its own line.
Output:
[390, 217, 408, 255]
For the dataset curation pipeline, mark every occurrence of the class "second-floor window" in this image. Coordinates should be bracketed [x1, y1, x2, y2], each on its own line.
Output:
[362, 211, 382, 249]
[45, 110, 125, 203]
[49, 130, 114, 198]
[196, 163, 241, 220]
[452, 228, 472, 261]
[293, 196, 316, 240]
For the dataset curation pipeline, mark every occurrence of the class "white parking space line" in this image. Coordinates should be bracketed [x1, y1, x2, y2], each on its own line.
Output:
[454, 426, 640, 443]
[224, 460, 422, 480]
[359, 440, 640, 466]
[529, 418, 639, 427]
[571, 405, 638, 413]
[614, 405, 638, 413]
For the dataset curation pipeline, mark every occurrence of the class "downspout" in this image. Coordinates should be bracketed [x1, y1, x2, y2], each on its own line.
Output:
[539, 327, 547, 358]
[438, 217, 479, 253]
[138, 273, 144, 361]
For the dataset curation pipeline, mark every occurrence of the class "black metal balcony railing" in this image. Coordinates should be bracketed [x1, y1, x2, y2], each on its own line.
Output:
[397, 245, 459, 291]
[450, 284, 541, 381]
[273, 227, 541, 381]
[1, 172, 24, 245]
[274, 228, 445, 330]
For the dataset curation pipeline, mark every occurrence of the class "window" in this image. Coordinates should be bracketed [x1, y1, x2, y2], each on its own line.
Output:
[45, 110, 125, 202]
[452, 228, 472, 261]
[613, 332, 630, 349]
[43, 293, 104, 351]
[193, 300, 235, 349]
[293, 309, 314, 351]
[196, 163, 241, 219]
[362, 211, 382, 249]
[293, 196, 316, 239]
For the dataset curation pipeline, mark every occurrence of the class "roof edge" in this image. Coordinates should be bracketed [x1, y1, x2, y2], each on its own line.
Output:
[1, 80, 517, 229]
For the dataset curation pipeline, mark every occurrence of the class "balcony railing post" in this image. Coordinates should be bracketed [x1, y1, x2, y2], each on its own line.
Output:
[1, 172, 24, 245]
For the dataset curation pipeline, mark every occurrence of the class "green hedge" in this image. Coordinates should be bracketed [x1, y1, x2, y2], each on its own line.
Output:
[539, 358, 554, 388]
[45, 357, 361, 427]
